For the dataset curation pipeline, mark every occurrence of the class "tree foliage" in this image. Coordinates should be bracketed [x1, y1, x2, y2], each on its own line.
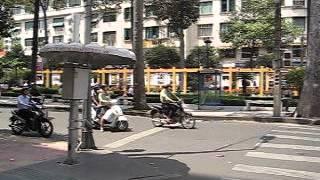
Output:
[145, 45, 180, 68]
[147, 0, 200, 67]
[286, 67, 305, 94]
[245, 53, 274, 68]
[221, 0, 302, 50]
[186, 46, 220, 68]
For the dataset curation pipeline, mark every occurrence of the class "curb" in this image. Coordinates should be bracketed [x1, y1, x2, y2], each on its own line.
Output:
[123, 110, 320, 126]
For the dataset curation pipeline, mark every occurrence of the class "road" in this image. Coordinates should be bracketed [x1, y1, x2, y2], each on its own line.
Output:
[1, 107, 320, 180]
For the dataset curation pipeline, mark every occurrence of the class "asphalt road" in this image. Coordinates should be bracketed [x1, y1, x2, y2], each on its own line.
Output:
[1, 108, 320, 180]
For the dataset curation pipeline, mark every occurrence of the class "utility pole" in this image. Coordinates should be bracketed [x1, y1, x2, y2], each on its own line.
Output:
[31, 0, 40, 84]
[80, 0, 97, 150]
[273, 0, 282, 117]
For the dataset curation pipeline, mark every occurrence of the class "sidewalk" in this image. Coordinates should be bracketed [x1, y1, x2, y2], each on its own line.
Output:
[0, 130, 184, 180]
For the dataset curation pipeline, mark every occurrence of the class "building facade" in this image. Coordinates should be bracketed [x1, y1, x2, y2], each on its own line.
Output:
[5, 0, 308, 67]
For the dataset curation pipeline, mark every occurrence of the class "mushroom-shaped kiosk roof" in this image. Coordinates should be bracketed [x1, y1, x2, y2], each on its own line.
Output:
[39, 43, 136, 68]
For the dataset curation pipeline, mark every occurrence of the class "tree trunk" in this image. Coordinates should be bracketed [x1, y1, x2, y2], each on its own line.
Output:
[178, 31, 185, 68]
[297, 0, 320, 118]
[41, 2, 51, 87]
[30, 0, 40, 84]
[133, 0, 148, 110]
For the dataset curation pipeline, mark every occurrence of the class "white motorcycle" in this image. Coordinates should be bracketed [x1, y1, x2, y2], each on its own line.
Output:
[91, 99, 129, 132]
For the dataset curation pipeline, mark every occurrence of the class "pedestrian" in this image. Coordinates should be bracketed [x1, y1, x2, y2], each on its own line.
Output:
[128, 86, 134, 97]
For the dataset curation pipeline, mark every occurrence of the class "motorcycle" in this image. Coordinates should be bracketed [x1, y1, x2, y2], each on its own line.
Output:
[91, 99, 129, 132]
[9, 97, 54, 138]
[149, 101, 196, 129]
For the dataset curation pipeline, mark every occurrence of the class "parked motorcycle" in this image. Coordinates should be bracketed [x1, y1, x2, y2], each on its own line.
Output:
[150, 101, 196, 129]
[91, 99, 129, 132]
[9, 97, 54, 138]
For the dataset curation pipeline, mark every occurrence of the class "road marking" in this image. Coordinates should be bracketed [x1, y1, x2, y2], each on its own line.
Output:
[260, 143, 320, 151]
[246, 152, 320, 163]
[272, 129, 320, 136]
[278, 126, 320, 132]
[104, 127, 165, 149]
[233, 164, 320, 180]
[266, 134, 320, 142]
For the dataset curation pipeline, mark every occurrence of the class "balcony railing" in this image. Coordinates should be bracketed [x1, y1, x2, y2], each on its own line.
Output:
[293, 0, 305, 7]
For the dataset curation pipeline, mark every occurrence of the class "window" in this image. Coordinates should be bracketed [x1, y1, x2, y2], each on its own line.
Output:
[53, 18, 65, 27]
[38, 37, 46, 47]
[221, 0, 235, 12]
[220, 23, 231, 33]
[11, 7, 21, 15]
[281, 0, 285, 6]
[145, 27, 159, 39]
[145, 5, 155, 17]
[293, 0, 305, 7]
[53, 35, 64, 43]
[198, 24, 213, 37]
[241, 47, 259, 58]
[124, 7, 132, 20]
[103, 31, 116, 46]
[91, 33, 98, 42]
[124, 28, 131, 41]
[199, 1, 212, 15]
[12, 38, 21, 45]
[219, 49, 236, 58]
[103, 12, 117, 22]
[39, 20, 44, 29]
[292, 17, 306, 30]
[25, 21, 33, 30]
[69, 0, 81, 7]
[292, 46, 306, 57]
[25, 38, 33, 46]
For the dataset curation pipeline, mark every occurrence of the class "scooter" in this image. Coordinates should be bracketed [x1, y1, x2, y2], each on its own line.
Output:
[9, 97, 54, 138]
[91, 99, 129, 131]
[149, 101, 196, 129]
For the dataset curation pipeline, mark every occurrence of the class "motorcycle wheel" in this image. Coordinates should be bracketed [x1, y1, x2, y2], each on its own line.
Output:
[116, 121, 129, 131]
[39, 120, 53, 138]
[151, 112, 164, 127]
[181, 114, 195, 129]
[10, 117, 24, 135]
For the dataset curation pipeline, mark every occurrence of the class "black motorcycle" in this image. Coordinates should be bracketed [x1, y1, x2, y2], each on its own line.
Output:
[9, 98, 54, 138]
[149, 101, 196, 129]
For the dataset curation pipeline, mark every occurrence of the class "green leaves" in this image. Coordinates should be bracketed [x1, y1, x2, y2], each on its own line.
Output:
[186, 46, 220, 68]
[148, 0, 200, 35]
[221, 0, 303, 49]
[286, 67, 305, 93]
[145, 45, 180, 68]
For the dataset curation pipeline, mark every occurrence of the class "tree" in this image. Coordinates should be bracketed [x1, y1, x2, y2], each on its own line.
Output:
[297, 0, 320, 118]
[148, 0, 200, 67]
[221, 0, 302, 67]
[237, 73, 254, 96]
[286, 68, 305, 95]
[133, 0, 148, 109]
[245, 53, 274, 68]
[0, 1, 14, 38]
[186, 46, 220, 68]
[145, 45, 180, 68]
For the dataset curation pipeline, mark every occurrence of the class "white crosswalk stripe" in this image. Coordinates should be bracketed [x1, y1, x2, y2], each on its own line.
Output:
[232, 126, 320, 179]
[233, 164, 320, 180]
[278, 126, 320, 132]
[260, 143, 320, 151]
[266, 134, 320, 142]
[246, 152, 320, 163]
[271, 129, 320, 136]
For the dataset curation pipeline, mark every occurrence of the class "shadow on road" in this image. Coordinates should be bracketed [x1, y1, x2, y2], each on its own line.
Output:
[118, 133, 274, 157]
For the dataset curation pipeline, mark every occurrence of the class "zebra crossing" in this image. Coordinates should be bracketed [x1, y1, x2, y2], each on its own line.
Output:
[232, 124, 320, 180]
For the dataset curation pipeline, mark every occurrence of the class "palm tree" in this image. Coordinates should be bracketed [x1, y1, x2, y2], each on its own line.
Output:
[237, 73, 254, 96]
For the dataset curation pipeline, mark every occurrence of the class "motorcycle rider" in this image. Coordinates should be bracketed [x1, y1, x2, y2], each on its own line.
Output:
[17, 88, 35, 126]
[160, 84, 181, 123]
[97, 85, 112, 132]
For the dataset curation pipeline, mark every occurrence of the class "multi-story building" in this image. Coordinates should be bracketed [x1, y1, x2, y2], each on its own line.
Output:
[5, 0, 308, 67]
